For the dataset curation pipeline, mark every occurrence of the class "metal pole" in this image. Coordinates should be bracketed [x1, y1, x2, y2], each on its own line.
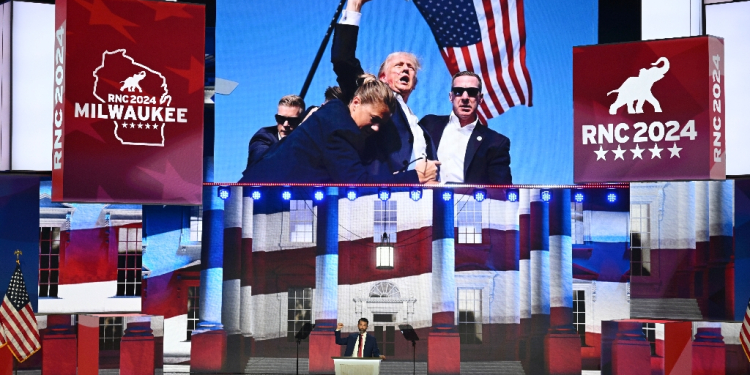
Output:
[299, 0, 347, 99]
[413, 341, 416, 375]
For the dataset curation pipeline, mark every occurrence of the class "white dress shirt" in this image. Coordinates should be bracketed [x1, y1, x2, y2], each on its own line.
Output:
[339, 10, 361, 26]
[352, 332, 366, 357]
[437, 112, 479, 183]
[395, 94, 428, 170]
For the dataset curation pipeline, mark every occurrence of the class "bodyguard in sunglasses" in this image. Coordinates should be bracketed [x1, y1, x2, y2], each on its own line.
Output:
[420, 71, 513, 185]
[244, 94, 306, 168]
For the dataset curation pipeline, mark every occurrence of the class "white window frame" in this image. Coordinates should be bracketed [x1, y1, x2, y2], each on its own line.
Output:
[287, 287, 313, 342]
[117, 226, 142, 297]
[290, 200, 315, 243]
[39, 226, 61, 298]
[571, 201, 584, 244]
[373, 200, 397, 243]
[457, 287, 483, 344]
[189, 206, 203, 243]
[456, 200, 483, 244]
[630, 203, 652, 277]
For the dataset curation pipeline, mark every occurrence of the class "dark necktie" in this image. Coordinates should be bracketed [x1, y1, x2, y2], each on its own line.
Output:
[358, 333, 364, 357]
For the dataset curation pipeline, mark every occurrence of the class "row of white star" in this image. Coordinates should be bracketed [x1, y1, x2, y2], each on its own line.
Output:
[594, 143, 682, 161]
[121, 123, 163, 130]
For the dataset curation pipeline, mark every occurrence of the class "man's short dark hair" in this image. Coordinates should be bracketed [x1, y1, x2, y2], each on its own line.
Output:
[451, 71, 483, 92]
[324, 86, 343, 102]
[358, 318, 369, 325]
[278, 95, 305, 113]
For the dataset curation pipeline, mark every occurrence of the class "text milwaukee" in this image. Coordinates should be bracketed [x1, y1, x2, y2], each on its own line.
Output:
[74, 103, 188, 123]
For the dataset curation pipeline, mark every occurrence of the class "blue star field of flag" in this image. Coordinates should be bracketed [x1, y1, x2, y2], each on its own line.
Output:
[413, 0, 482, 48]
[5, 265, 30, 311]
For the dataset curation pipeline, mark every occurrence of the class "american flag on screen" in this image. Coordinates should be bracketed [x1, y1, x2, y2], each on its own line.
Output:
[413, 0, 533, 120]
[741, 298, 750, 362]
[0, 264, 41, 362]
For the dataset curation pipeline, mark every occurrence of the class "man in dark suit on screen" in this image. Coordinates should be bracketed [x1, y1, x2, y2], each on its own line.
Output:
[331, 0, 436, 177]
[245, 94, 305, 167]
[420, 71, 512, 184]
[335, 318, 385, 359]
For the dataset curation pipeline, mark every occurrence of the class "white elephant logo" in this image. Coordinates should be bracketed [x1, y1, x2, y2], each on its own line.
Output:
[607, 57, 670, 115]
[120, 71, 146, 93]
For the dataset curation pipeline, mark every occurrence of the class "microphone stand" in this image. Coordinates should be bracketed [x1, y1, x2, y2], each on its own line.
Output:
[294, 323, 315, 375]
[399, 324, 419, 375]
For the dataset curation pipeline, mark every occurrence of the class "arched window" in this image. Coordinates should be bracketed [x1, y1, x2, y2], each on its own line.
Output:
[369, 282, 401, 299]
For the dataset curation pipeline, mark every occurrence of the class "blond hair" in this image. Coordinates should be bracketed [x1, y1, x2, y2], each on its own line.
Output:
[278, 95, 305, 114]
[353, 74, 397, 114]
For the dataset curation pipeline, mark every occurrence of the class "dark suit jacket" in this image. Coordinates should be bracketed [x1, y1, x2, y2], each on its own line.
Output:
[420, 115, 512, 184]
[335, 331, 381, 358]
[331, 23, 435, 175]
[246, 126, 279, 168]
[239, 99, 419, 184]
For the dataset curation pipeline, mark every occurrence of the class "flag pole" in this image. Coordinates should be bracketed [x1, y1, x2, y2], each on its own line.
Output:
[14, 250, 21, 375]
[299, 0, 347, 99]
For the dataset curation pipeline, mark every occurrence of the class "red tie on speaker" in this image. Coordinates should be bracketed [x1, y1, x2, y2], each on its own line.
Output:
[358, 333, 364, 357]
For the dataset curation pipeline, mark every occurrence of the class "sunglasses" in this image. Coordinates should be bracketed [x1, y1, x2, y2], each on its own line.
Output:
[275, 114, 302, 127]
[451, 87, 482, 97]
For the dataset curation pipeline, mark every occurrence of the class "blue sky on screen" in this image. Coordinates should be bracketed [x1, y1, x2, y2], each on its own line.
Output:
[215, 0, 597, 184]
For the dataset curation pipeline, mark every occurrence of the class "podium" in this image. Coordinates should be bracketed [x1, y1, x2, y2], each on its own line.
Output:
[331, 357, 382, 375]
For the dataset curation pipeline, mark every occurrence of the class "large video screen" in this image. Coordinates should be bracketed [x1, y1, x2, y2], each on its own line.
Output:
[214, 0, 597, 185]
[706, 1, 750, 176]
[11, 1, 54, 171]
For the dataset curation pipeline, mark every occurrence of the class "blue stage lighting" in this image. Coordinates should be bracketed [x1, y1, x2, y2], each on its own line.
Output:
[506, 189, 519, 202]
[282, 190, 292, 201]
[540, 189, 552, 202]
[346, 188, 358, 201]
[607, 192, 617, 203]
[218, 186, 231, 200]
[442, 190, 453, 202]
[313, 189, 325, 201]
[473, 189, 487, 202]
[574, 192, 584, 203]
[378, 188, 391, 201]
[409, 188, 423, 201]
[251, 190, 261, 200]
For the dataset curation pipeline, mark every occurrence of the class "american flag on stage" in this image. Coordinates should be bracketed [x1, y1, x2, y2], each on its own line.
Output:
[0, 264, 41, 362]
[0, 316, 6, 348]
[741, 298, 750, 362]
[413, 0, 533, 120]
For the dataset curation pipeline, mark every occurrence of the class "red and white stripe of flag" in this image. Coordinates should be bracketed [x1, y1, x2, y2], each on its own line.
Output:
[0, 295, 41, 362]
[741, 299, 750, 362]
[0, 319, 7, 348]
[440, 0, 532, 121]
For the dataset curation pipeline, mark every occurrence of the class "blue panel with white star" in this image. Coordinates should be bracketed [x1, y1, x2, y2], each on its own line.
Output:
[413, 0, 482, 48]
[6, 265, 31, 311]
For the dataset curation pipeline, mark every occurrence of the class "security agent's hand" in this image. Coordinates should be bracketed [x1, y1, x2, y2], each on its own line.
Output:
[416, 159, 440, 184]
[336, 322, 344, 331]
[380, 355, 386, 360]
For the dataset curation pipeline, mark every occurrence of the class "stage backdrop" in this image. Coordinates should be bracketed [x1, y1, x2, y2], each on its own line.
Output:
[52, 0, 205, 204]
[214, 0, 598, 184]
[0, 175, 40, 312]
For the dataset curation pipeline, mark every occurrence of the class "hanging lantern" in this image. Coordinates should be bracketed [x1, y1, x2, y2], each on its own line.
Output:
[376, 232, 394, 269]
